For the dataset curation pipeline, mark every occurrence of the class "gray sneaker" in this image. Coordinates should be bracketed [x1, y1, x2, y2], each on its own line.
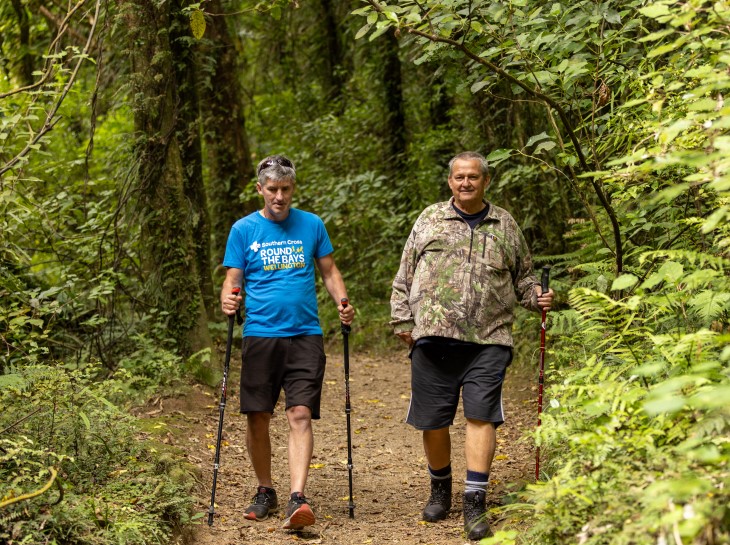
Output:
[282, 492, 315, 530]
[243, 486, 278, 521]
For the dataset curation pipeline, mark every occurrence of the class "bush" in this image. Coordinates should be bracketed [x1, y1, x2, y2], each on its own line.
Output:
[0, 363, 196, 545]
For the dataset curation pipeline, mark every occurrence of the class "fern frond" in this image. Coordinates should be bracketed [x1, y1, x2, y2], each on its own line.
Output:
[639, 249, 730, 270]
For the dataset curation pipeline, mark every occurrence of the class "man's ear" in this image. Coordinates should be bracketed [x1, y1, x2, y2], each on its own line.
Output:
[256, 182, 263, 195]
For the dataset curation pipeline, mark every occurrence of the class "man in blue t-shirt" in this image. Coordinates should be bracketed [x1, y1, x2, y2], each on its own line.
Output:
[221, 155, 355, 531]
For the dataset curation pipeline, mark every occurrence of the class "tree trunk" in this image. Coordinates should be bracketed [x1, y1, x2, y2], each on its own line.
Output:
[11, 0, 34, 86]
[170, 1, 216, 318]
[381, 29, 406, 172]
[318, 0, 345, 101]
[122, 0, 211, 356]
[203, 0, 257, 273]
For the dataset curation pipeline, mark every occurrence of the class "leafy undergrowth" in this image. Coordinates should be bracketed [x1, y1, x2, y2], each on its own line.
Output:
[0, 364, 198, 545]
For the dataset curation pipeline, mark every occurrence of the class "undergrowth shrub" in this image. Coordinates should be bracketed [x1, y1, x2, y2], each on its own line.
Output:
[0, 363, 195, 545]
[526, 250, 730, 545]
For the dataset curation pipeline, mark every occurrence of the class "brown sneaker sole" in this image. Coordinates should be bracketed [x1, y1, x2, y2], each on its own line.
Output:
[282, 503, 315, 530]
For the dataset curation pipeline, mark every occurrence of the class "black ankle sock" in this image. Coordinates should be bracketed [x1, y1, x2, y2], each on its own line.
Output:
[429, 463, 452, 479]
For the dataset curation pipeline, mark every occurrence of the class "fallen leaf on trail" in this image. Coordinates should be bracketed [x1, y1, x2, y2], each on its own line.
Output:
[325, 380, 336, 385]
[400, 394, 409, 399]
[365, 399, 381, 403]
[495, 454, 508, 461]
[310, 463, 326, 469]
[207, 444, 215, 450]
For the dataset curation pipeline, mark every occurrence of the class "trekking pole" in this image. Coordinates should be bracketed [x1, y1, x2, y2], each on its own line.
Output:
[340, 298, 355, 519]
[535, 266, 550, 481]
[208, 287, 243, 526]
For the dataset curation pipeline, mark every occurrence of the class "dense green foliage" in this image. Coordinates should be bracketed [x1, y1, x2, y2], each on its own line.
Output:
[0, 363, 195, 544]
[1, 0, 728, 543]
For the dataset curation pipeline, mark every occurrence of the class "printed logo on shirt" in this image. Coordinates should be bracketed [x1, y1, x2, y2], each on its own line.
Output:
[259, 239, 306, 271]
[250, 241, 261, 252]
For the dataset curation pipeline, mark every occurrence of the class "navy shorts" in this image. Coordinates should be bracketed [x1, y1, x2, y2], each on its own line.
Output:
[240, 336, 326, 419]
[406, 341, 512, 430]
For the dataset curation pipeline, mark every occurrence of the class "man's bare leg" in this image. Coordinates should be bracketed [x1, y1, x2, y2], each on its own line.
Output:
[283, 405, 316, 529]
[286, 405, 313, 494]
[243, 412, 277, 521]
[247, 412, 273, 486]
[465, 419, 496, 474]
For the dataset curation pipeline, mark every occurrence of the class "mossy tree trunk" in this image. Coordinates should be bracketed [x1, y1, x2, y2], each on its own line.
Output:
[122, 0, 211, 356]
[203, 0, 257, 274]
[169, 1, 216, 318]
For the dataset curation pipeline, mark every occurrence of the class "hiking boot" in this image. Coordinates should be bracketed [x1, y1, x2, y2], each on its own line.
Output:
[282, 492, 316, 530]
[243, 486, 278, 521]
[422, 476, 452, 522]
[463, 490, 492, 540]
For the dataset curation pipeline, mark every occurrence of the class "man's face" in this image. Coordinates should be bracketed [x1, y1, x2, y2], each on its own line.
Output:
[257, 177, 295, 220]
[448, 159, 490, 213]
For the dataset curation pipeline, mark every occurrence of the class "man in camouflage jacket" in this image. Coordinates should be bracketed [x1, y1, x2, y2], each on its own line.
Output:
[390, 151, 554, 540]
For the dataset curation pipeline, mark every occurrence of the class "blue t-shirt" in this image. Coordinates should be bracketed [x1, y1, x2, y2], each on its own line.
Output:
[223, 208, 334, 337]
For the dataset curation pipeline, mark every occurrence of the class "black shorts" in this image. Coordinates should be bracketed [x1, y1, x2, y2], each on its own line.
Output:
[240, 336, 326, 419]
[406, 341, 512, 430]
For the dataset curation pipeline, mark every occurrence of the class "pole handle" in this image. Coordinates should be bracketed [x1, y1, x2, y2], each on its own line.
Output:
[341, 297, 351, 334]
[541, 266, 551, 294]
[231, 287, 243, 325]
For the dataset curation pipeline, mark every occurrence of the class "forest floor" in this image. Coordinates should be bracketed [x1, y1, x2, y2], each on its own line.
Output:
[154, 341, 538, 545]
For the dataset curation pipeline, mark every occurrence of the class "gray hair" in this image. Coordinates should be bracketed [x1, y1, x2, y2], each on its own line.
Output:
[448, 151, 489, 177]
[256, 155, 296, 185]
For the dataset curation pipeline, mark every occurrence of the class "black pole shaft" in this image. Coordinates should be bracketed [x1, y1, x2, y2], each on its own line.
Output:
[341, 298, 355, 519]
[208, 288, 240, 526]
[535, 266, 550, 481]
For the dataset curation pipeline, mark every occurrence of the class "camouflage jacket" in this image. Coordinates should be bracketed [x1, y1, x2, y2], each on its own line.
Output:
[390, 199, 540, 347]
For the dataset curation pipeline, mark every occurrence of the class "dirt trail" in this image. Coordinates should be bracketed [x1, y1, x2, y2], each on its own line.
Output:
[163, 344, 537, 545]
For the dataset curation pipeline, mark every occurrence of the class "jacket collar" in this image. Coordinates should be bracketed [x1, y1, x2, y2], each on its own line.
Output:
[442, 198, 499, 223]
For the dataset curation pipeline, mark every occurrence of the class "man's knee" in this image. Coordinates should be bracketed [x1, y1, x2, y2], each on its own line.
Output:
[466, 418, 495, 429]
[286, 405, 312, 427]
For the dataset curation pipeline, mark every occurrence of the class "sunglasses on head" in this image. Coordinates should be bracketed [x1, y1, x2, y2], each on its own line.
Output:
[257, 157, 294, 175]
